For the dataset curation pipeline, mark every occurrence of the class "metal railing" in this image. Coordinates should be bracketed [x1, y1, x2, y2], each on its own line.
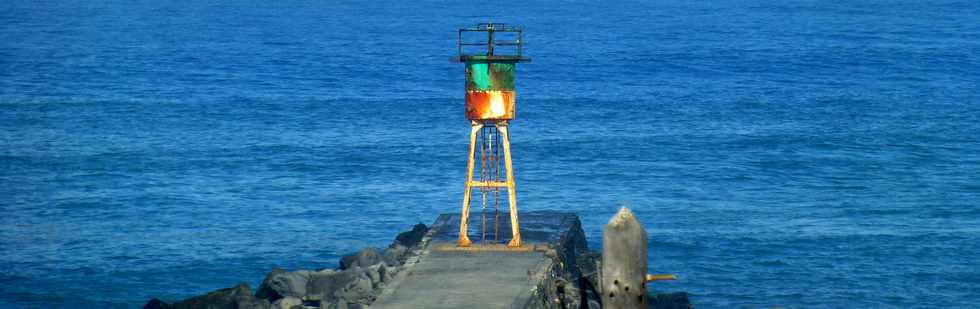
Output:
[455, 23, 529, 62]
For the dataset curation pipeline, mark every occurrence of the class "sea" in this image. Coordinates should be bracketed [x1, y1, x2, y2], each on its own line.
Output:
[1, 0, 978, 307]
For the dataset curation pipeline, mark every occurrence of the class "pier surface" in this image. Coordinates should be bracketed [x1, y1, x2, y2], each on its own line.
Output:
[372, 212, 583, 309]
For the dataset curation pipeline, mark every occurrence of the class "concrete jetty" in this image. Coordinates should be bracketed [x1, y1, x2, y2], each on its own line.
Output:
[143, 211, 691, 309]
[372, 212, 587, 309]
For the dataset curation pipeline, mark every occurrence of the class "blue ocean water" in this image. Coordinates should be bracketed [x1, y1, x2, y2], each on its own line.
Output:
[2, 0, 979, 307]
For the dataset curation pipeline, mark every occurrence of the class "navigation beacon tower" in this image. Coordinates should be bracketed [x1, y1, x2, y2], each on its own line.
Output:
[454, 23, 529, 248]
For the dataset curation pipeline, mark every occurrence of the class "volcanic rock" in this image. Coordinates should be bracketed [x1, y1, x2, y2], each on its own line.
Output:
[381, 244, 407, 266]
[143, 298, 172, 309]
[394, 223, 428, 248]
[270, 296, 303, 309]
[255, 267, 311, 301]
[305, 268, 361, 302]
[170, 282, 253, 309]
[339, 247, 382, 270]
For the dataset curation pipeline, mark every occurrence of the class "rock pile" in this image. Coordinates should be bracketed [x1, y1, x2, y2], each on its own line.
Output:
[144, 223, 429, 309]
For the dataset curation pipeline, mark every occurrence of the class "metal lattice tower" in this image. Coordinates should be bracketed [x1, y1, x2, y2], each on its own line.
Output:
[454, 23, 530, 248]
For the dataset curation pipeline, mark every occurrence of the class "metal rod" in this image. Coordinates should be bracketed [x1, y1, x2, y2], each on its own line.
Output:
[457, 121, 483, 247]
[487, 26, 495, 56]
[494, 127, 501, 241]
[518, 31, 523, 57]
[498, 123, 521, 247]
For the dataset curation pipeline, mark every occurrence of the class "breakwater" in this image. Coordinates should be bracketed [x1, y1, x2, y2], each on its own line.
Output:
[143, 212, 691, 309]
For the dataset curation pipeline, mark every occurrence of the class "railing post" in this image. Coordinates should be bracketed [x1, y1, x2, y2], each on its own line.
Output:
[602, 207, 647, 309]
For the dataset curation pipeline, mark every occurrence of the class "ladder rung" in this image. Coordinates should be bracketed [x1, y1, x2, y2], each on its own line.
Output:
[469, 181, 509, 187]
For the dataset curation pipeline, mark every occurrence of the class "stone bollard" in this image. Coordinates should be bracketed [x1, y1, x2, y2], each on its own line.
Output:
[602, 207, 647, 309]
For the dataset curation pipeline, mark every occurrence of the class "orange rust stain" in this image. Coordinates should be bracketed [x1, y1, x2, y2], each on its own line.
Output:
[466, 90, 515, 120]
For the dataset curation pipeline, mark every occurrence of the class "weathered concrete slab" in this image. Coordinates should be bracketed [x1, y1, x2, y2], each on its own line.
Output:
[371, 251, 549, 309]
[371, 212, 583, 309]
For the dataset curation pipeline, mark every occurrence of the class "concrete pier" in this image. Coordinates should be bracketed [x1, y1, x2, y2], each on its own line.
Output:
[144, 211, 693, 309]
[372, 211, 588, 309]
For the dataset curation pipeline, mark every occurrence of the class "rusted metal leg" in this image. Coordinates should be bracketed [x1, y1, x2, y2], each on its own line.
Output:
[458, 121, 483, 247]
[498, 123, 522, 247]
